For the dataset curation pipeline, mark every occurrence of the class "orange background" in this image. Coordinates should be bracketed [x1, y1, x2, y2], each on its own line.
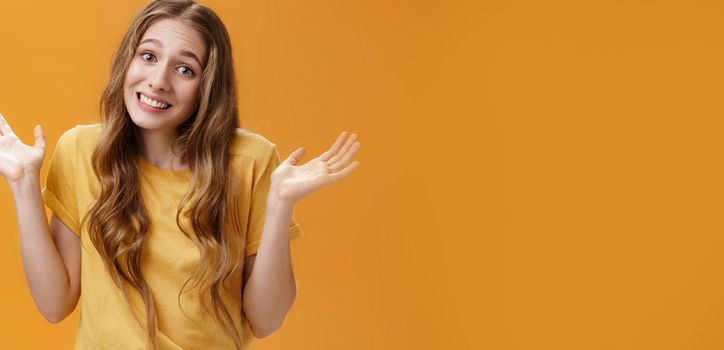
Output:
[1, 0, 724, 349]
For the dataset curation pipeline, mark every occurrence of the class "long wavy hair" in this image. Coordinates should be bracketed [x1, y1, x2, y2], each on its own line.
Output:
[81, 0, 246, 348]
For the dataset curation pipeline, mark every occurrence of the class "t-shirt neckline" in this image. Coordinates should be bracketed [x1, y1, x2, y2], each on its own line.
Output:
[138, 154, 191, 181]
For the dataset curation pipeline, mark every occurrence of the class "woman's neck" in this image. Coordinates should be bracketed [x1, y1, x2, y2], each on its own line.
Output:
[138, 128, 188, 170]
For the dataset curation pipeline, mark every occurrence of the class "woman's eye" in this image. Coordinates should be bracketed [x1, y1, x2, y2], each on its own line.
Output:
[141, 52, 155, 62]
[177, 66, 195, 76]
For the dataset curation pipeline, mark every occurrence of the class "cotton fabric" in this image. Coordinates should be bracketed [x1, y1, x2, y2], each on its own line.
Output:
[41, 124, 302, 349]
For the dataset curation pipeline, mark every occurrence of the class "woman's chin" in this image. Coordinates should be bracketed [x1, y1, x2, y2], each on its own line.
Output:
[128, 113, 167, 131]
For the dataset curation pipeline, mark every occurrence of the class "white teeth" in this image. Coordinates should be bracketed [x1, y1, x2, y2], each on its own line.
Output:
[139, 94, 169, 109]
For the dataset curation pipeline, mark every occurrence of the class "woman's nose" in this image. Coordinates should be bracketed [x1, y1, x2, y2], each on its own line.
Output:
[147, 65, 171, 91]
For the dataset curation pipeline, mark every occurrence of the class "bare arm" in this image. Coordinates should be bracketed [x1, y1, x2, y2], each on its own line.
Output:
[11, 178, 81, 323]
[242, 202, 297, 338]
[0, 114, 80, 323]
[242, 132, 360, 337]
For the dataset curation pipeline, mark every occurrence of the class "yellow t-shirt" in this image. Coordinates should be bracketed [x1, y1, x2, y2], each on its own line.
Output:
[41, 124, 302, 349]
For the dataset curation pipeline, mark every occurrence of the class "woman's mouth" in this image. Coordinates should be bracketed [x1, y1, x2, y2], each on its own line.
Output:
[136, 92, 172, 112]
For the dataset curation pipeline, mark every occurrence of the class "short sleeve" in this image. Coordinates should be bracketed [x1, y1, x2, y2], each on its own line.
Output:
[245, 145, 303, 256]
[41, 127, 81, 237]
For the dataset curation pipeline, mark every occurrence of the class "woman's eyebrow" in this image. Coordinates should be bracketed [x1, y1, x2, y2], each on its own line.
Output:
[139, 38, 204, 67]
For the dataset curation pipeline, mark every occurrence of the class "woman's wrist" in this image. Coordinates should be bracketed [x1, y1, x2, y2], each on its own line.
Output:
[266, 183, 298, 209]
[8, 173, 41, 196]
[265, 196, 294, 215]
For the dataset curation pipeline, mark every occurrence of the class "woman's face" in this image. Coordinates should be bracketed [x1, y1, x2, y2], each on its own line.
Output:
[123, 18, 208, 134]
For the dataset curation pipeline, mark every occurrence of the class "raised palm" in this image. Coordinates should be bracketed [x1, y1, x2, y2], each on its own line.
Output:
[0, 113, 46, 183]
[271, 132, 360, 205]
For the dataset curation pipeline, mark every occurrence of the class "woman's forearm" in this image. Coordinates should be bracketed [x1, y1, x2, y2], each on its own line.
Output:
[242, 199, 297, 337]
[10, 175, 75, 323]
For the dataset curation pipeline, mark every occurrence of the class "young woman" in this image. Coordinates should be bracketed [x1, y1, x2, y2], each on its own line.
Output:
[0, 0, 360, 349]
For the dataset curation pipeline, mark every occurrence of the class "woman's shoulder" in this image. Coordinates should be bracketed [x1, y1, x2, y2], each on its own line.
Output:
[57, 123, 102, 138]
[230, 128, 277, 159]
[55, 123, 103, 150]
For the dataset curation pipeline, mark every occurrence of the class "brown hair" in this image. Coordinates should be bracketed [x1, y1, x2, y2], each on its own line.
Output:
[82, 0, 246, 348]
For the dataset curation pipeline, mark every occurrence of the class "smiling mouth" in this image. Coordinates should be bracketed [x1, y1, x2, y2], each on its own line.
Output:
[137, 92, 172, 109]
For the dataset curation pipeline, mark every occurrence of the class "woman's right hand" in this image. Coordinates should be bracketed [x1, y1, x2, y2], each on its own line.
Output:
[0, 113, 46, 183]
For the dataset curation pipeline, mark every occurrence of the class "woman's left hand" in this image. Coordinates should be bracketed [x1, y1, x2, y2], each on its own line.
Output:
[270, 132, 360, 205]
